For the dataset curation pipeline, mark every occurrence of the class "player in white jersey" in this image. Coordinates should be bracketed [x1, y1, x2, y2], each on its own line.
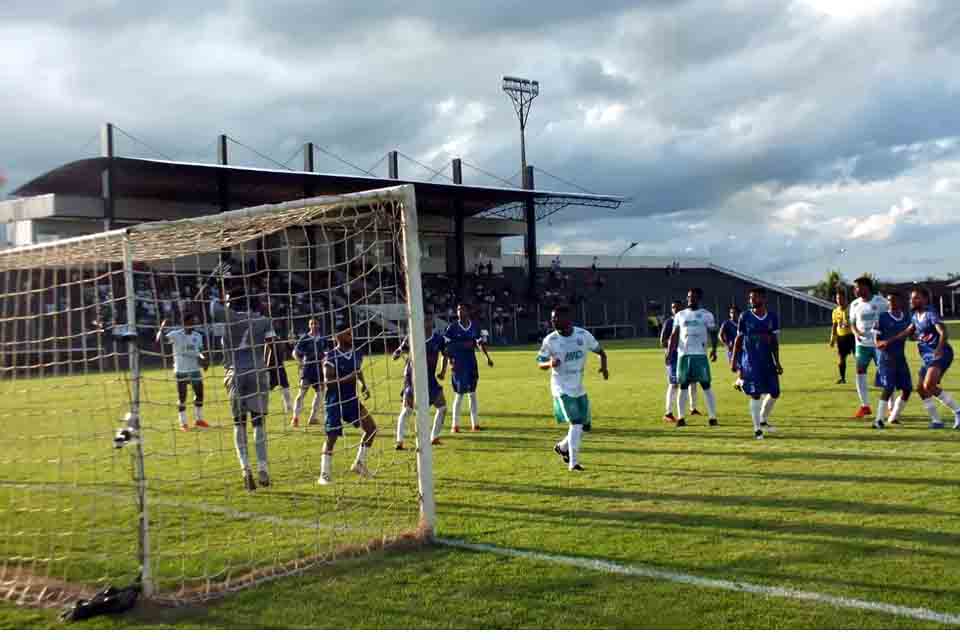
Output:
[667, 288, 720, 427]
[848, 277, 889, 419]
[536, 305, 608, 471]
[156, 314, 209, 431]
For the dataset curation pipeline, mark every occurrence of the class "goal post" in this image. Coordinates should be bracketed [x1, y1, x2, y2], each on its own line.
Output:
[0, 184, 434, 605]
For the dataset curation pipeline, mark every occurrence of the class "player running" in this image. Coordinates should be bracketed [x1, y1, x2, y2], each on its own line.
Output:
[829, 288, 855, 385]
[155, 314, 209, 431]
[290, 318, 326, 427]
[537, 305, 608, 471]
[719, 304, 741, 390]
[872, 292, 912, 429]
[879, 286, 960, 429]
[318, 322, 376, 485]
[732, 288, 783, 440]
[849, 277, 889, 418]
[668, 288, 719, 427]
[438, 302, 493, 433]
[393, 314, 447, 450]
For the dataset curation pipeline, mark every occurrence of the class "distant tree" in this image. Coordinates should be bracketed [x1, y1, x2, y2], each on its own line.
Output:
[812, 270, 848, 302]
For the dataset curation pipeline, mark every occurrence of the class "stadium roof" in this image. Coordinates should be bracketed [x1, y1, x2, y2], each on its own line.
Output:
[12, 157, 623, 222]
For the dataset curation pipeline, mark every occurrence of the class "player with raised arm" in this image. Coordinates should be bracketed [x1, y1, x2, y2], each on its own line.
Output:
[668, 288, 720, 427]
[732, 288, 783, 440]
[206, 279, 276, 491]
[661, 300, 682, 423]
[872, 292, 912, 429]
[318, 321, 376, 485]
[537, 305, 608, 472]
[290, 317, 326, 428]
[879, 286, 959, 429]
[849, 277, 889, 419]
[155, 314, 208, 431]
[393, 313, 447, 449]
[830, 288, 855, 385]
[438, 302, 493, 433]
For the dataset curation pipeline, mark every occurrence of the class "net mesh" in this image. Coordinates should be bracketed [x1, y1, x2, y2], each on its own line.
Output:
[0, 186, 428, 606]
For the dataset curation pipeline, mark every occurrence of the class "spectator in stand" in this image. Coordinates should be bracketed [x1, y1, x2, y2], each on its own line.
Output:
[486, 260, 493, 276]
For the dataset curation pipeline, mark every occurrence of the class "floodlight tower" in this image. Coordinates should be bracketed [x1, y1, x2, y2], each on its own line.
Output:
[502, 76, 539, 188]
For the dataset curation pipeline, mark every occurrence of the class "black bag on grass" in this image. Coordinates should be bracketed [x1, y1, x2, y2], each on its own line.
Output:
[59, 582, 140, 622]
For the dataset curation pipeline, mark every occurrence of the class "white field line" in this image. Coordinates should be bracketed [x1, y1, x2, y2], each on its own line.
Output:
[436, 538, 960, 627]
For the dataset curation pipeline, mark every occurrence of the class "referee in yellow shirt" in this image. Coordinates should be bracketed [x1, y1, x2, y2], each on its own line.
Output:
[829, 288, 855, 384]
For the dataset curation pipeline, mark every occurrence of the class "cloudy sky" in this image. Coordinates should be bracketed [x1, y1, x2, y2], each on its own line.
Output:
[3, 0, 960, 284]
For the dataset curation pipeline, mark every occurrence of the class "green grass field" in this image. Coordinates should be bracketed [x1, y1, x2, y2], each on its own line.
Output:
[3, 325, 960, 629]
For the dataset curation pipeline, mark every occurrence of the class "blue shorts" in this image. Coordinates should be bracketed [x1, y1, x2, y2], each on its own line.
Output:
[740, 368, 780, 398]
[918, 347, 954, 384]
[451, 367, 478, 394]
[401, 381, 443, 407]
[325, 397, 362, 436]
[875, 359, 912, 393]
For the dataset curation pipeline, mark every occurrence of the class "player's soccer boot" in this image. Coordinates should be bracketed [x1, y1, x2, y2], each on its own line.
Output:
[570, 464, 584, 472]
[954, 412, 960, 429]
[351, 462, 372, 478]
[317, 473, 332, 486]
[289, 417, 299, 428]
[761, 422, 776, 433]
[872, 418, 885, 430]
[395, 442, 405, 451]
[179, 422, 190, 432]
[471, 425, 482, 432]
[708, 418, 719, 427]
[307, 417, 320, 426]
[754, 429, 764, 440]
[451, 425, 460, 434]
[675, 418, 687, 428]
[554, 444, 570, 464]
[243, 470, 256, 492]
[663, 413, 677, 423]
[690, 409, 702, 416]
[195, 419, 210, 429]
[431, 437, 442, 445]
[258, 469, 271, 487]
[836, 378, 845, 384]
[929, 421, 946, 430]
[854, 405, 872, 419]
[890, 418, 902, 425]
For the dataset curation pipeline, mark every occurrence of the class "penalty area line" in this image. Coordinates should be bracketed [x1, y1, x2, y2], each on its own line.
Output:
[435, 538, 960, 627]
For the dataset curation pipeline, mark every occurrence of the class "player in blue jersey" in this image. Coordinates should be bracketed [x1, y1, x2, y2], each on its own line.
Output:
[393, 314, 448, 450]
[871, 292, 912, 429]
[731, 288, 784, 440]
[290, 318, 326, 428]
[317, 321, 376, 485]
[719, 304, 742, 391]
[438, 302, 493, 433]
[661, 300, 682, 422]
[879, 286, 960, 429]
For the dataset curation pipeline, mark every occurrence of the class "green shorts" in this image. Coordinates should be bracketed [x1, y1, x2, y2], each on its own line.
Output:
[553, 394, 591, 427]
[855, 345, 877, 370]
[677, 354, 711, 386]
[175, 370, 203, 383]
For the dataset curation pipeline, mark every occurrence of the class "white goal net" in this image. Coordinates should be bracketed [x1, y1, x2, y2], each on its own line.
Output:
[0, 185, 435, 605]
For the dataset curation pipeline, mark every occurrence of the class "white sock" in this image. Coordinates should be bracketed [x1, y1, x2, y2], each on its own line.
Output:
[889, 396, 906, 422]
[567, 424, 583, 469]
[665, 385, 677, 415]
[761, 395, 777, 423]
[309, 393, 322, 422]
[293, 392, 304, 419]
[936, 391, 960, 412]
[431, 407, 446, 440]
[321, 450, 332, 477]
[677, 388, 689, 419]
[876, 398, 888, 421]
[749, 398, 762, 430]
[354, 443, 369, 466]
[468, 392, 479, 428]
[887, 398, 894, 414]
[194, 405, 203, 421]
[703, 388, 718, 419]
[178, 410, 187, 426]
[452, 394, 464, 429]
[855, 374, 869, 406]
[281, 387, 292, 413]
[689, 384, 699, 411]
[923, 397, 941, 422]
[396, 406, 412, 443]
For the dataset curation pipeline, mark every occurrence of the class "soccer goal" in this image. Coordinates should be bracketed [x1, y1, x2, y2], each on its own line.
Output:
[0, 184, 435, 605]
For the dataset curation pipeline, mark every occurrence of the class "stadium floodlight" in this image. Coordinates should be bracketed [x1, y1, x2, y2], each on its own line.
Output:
[502, 76, 540, 188]
[616, 241, 640, 267]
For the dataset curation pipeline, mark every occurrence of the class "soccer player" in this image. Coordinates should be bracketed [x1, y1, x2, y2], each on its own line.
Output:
[719, 305, 741, 390]
[393, 314, 447, 449]
[879, 286, 959, 429]
[668, 288, 719, 427]
[661, 300, 682, 422]
[318, 322, 376, 485]
[872, 292, 912, 429]
[438, 302, 493, 433]
[155, 314, 208, 431]
[537, 305, 608, 471]
[849, 277, 889, 418]
[265, 332, 292, 414]
[732, 288, 783, 440]
[290, 318, 326, 427]
[208, 282, 276, 491]
[830, 289, 855, 385]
